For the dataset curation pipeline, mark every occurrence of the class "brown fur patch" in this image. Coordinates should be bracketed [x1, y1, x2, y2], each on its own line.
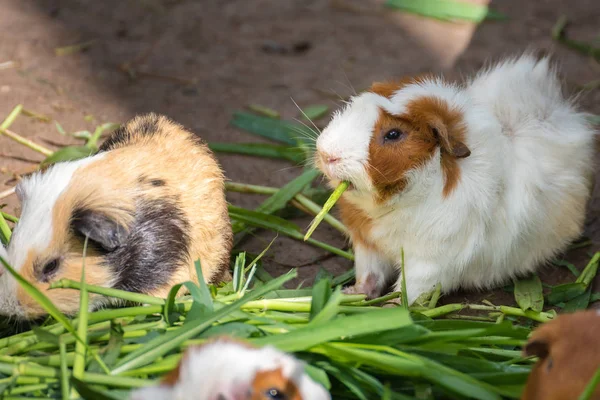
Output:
[522, 310, 600, 400]
[369, 74, 434, 99]
[251, 367, 302, 400]
[367, 95, 469, 202]
[338, 197, 376, 251]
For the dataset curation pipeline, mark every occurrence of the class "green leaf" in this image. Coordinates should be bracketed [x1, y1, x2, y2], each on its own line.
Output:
[384, 0, 506, 23]
[258, 169, 320, 215]
[310, 286, 344, 326]
[513, 275, 544, 312]
[230, 111, 312, 145]
[232, 252, 246, 293]
[32, 327, 61, 345]
[310, 278, 332, 321]
[41, 146, 95, 167]
[547, 282, 587, 305]
[301, 104, 329, 121]
[563, 287, 592, 312]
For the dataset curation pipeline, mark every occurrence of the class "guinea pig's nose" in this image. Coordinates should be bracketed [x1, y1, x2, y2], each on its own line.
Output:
[319, 151, 340, 165]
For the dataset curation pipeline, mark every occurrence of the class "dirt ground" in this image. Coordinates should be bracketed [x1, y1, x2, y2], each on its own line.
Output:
[1, 0, 599, 307]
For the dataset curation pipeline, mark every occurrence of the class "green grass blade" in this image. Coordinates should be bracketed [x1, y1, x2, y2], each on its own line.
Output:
[258, 169, 320, 215]
[400, 248, 408, 308]
[301, 105, 329, 121]
[230, 111, 311, 145]
[251, 307, 412, 352]
[49, 280, 165, 306]
[208, 142, 305, 163]
[0, 213, 11, 245]
[310, 286, 344, 325]
[59, 339, 69, 400]
[71, 237, 90, 399]
[309, 278, 332, 321]
[232, 252, 246, 293]
[578, 366, 600, 400]
[304, 181, 349, 241]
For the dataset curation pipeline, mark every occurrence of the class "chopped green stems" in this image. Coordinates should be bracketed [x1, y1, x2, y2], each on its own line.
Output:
[71, 241, 89, 399]
[50, 279, 166, 306]
[225, 181, 347, 234]
[7, 383, 51, 395]
[59, 339, 69, 400]
[1, 104, 52, 156]
[1, 105, 23, 130]
[1, 212, 18, 223]
[428, 284, 442, 309]
[354, 292, 401, 306]
[305, 237, 354, 260]
[418, 303, 555, 322]
[418, 303, 464, 318]
[21, 109, 52, 122]
[0, 128, 53, 156]
[577, 252, 600, 286]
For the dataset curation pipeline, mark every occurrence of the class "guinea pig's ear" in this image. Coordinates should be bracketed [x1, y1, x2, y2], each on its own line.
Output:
[523, 339, 549, 359]
[429, 118, 471, 159]
[71, 209, 129, 252]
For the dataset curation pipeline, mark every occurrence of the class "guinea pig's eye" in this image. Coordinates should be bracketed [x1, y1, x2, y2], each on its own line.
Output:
[264, 388, 287, 400]
[39, 258, 61, 282]
[383, 129, 404, 142]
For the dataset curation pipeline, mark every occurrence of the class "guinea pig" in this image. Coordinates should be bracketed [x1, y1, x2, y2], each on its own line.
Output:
[314, 53, 596, 304]
[129, 337, 331, 400]
[0, 113, 233, 319]
[521, 309, 600, 400]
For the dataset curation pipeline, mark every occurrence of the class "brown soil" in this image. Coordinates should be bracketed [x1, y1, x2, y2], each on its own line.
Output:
[1, 0, 599, 308]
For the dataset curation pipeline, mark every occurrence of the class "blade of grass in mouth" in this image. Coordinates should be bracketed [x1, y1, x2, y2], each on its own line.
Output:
[304, 181, 350, 241]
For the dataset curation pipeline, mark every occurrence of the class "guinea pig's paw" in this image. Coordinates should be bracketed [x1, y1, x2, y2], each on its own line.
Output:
[382, 297, 402, 308]
[343, 274, 384, 299]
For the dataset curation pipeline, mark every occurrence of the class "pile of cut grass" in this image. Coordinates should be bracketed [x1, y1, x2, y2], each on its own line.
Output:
[1, 56, 600, 398]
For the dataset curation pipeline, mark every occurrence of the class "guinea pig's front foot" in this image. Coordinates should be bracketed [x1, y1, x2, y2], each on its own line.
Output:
[343, 273, 385, 299]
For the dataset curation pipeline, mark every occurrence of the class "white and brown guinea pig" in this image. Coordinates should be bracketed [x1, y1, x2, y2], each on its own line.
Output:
[129, 338, 331, 400]
[315, 53, 597, 304]
[522, 310, 600, 400]
[0, 113, 232, 319]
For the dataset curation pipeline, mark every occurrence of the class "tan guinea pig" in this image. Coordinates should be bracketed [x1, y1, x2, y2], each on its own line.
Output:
[522, 309, 600, 400]
[128, 337, 331, 400]
[0, 113, 233, 319]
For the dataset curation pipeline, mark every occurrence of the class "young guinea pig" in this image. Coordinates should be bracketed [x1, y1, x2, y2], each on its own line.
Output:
[315, 53, 597, 304]
[521, 309, 600, 400]
[128, 337, 331, 400]
[0, 113, 232, 319]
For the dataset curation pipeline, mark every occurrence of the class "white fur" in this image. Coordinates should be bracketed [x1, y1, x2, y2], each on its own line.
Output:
[316, 54, 597, 304]
[0, 154, 104, 317]
[129, 340, 331, 400]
